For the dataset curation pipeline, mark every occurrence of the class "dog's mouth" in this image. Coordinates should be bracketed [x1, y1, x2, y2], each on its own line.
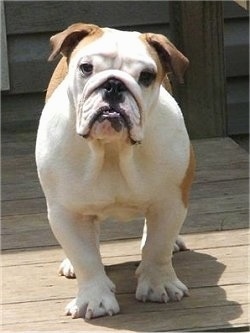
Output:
[89, 106, 132, 132]
[82, 105, 138, 144]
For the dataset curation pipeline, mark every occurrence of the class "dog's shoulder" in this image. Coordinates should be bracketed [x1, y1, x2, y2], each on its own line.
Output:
[155, 86, 187, 130]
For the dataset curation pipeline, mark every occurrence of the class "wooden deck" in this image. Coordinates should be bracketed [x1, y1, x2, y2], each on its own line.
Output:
[1, 133, 249, 332]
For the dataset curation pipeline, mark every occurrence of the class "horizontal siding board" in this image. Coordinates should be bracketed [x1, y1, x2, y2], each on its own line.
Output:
[8, 34, 51, 63]
[5, 1, 169, 35]
[227, 77, 249, 105]
[224, 18, 249, 77]
[224, 18, 249, 47]
[227, 103, 249, 135]
[225, 44, 249, 77]
[8, 60, 53, 95]
[2, 93, 44, 132]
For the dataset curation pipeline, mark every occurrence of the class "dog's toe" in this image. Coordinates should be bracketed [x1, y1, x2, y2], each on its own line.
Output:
[59, 258, 76, 278]
[165, 279, 189, 301]
[173, 235, 188, 253]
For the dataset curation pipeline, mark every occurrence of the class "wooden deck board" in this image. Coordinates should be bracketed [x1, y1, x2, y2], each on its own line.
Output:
[1, 133, 249, 331]
[2, 231, 249, 331]
[2, 243, 249, 303]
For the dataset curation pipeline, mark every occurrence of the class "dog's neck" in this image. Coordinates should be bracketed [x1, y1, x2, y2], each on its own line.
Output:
[87, 139, 136, 169]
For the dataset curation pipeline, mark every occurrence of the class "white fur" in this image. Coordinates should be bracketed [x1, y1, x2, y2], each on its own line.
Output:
[36, 28, 190, 319]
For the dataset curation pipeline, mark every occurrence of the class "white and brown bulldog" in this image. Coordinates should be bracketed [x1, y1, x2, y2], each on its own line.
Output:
[36, 23, 195, 320]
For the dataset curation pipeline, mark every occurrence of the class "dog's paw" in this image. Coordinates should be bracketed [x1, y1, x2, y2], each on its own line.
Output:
[135, 263, 189, 303]
[65, 276, 120, 319]
[173, 235, 188, 253]
[58, 258, 76, 278]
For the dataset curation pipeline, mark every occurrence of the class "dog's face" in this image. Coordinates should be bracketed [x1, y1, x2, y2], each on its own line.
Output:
[48, 23, 189, 144]
[69, 28, 157, 144]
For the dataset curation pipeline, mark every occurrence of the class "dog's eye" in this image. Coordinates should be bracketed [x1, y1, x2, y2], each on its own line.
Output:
[79, 63, 93, 75]
[139, 70, 156, 87]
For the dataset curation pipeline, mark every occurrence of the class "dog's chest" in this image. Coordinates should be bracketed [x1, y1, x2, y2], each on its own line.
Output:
[59, 149, 152, 221]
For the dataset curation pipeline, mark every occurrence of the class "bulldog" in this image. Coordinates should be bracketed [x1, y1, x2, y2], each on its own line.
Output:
[35, 23, 195, 320]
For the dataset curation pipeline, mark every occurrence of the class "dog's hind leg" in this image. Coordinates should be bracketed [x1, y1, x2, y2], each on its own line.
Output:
[141, 220, 188, 253]
[136, 196, 189, 303]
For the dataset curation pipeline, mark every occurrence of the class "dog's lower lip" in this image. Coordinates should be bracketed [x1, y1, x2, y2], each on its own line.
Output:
[80, 107, 139, 144]
[90, 107, 131, 129]
[98, 111, 125, 132]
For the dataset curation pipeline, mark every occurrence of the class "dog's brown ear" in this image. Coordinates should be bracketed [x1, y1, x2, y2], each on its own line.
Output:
[145, 33, 189, 83]
[48, 23, 101, 61]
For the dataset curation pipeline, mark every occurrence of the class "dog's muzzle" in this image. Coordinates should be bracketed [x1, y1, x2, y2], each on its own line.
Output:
[91, 79, 132, 135]
[76, 71, 143, 144]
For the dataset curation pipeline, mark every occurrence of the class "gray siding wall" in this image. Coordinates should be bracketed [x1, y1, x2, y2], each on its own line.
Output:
[2, 1, 249, 136]
[224, 3, 249, 135]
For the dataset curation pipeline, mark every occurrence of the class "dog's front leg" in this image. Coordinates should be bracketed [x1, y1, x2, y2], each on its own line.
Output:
[136, 199, 189, 303]
[48, 205, 119, 319]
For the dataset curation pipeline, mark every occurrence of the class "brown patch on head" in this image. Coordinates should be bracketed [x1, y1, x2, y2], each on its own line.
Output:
[48, 23, 102, 61]
[69, 29, 103, 59]
[141, 33, 189, 85]
[162, 75, 173, 94]
[181, 144, 196, 208]
[140, 34, 165, 86]
[45, 23, 103, 101]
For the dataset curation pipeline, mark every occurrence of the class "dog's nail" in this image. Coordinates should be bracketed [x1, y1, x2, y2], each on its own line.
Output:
[108, 310, 113, 316]
[161, 293, 169, 303]
[85, 309, 93, 320]
[142, 295, 147, 303]
[175, 293, 182, 302]
[64, 308, 70, 316]
[184, 289, 190, 297]
[71, 307, 79, 319]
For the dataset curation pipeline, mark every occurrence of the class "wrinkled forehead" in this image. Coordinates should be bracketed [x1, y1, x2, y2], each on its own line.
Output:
[72, 28, 156, 69]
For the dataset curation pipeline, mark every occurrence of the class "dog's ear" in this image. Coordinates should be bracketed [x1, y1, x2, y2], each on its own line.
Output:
[144, 33, 189, 83]
[48, 23, 101, 61]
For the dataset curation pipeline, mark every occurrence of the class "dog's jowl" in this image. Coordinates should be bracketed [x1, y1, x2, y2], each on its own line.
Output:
[36, 23, 195, 320]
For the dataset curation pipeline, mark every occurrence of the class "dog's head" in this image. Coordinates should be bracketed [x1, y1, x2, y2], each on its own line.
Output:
[48, 23, 189, 144]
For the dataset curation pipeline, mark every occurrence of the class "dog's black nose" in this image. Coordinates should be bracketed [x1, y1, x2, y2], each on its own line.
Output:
[102, 79, 126, 104]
